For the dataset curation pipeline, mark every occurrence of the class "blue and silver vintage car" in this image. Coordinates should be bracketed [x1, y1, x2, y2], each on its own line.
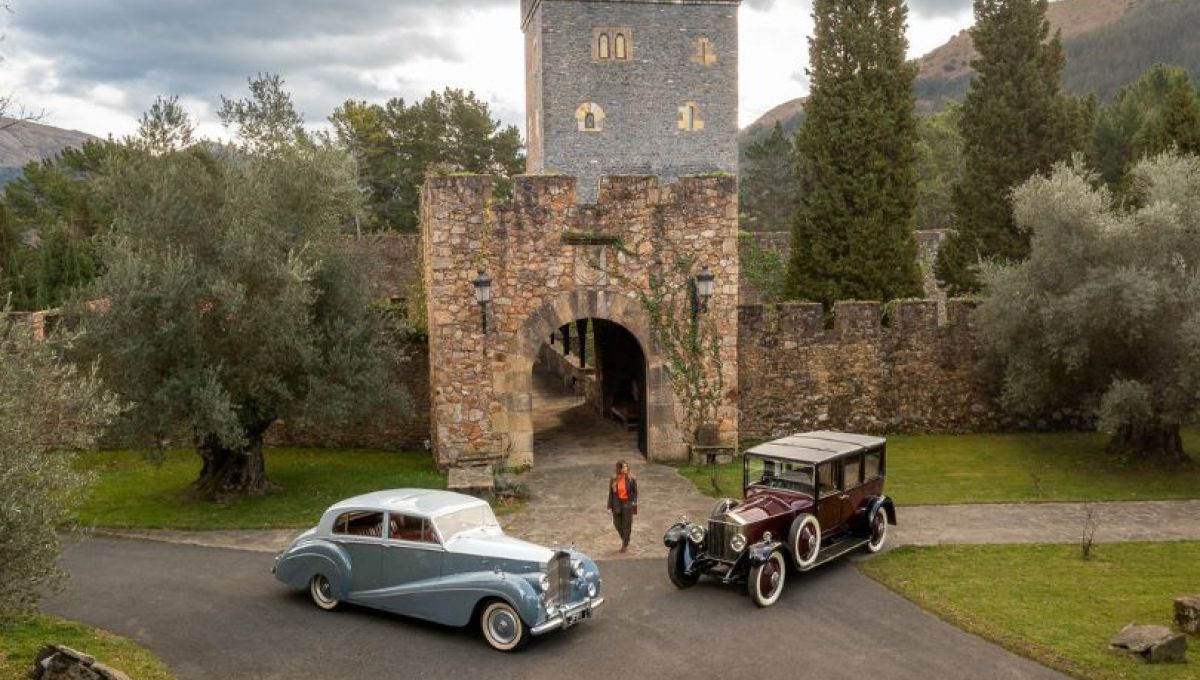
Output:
[272, 489, 604, 651]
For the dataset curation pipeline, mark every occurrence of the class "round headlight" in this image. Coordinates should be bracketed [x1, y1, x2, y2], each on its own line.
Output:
[538, 574, 550, 592]
[687, 524, 706, 544]
[730, 532, 747, 553]
[762, 531, 773, 542]
[572, 559, 585, 579]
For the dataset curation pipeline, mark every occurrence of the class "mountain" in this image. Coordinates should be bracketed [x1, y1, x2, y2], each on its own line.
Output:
[0, 117, 97, 184]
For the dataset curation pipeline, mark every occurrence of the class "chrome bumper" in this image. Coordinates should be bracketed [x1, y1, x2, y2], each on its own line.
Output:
[530, 596, 605, 636]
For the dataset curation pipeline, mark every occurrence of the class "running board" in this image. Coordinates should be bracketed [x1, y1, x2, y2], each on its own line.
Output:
[800, 536, 870, 572]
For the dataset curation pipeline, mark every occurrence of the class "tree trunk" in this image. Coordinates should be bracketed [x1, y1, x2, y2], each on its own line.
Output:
[194, 426, 272, 500]
[1106, 422, 1188, 466]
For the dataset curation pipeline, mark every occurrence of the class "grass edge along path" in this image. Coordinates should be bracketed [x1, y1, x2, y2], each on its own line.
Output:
[679, 430, 1200, 504]
[75, 448, 446, 531]
[859, 542, 1200, 680]
[0, 614, 177, 680]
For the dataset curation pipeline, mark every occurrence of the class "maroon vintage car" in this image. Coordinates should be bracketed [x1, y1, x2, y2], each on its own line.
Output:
[663, 431, 896, 607]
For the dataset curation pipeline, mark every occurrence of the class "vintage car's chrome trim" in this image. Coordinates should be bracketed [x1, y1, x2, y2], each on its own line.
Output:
[530, 596, 605, 636]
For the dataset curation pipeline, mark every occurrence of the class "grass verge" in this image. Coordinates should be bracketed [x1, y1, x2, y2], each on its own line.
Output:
[859, 542, 1200, 680]
[0, 614, 176, 680]
[75, 448, 445, 530]
[679, 430, 1200, 504]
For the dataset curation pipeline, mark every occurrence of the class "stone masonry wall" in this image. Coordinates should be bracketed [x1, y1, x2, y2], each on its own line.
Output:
[526, 0, 741, 201]
[738, 299, 1003, 439]
[422, 173, 740, 467]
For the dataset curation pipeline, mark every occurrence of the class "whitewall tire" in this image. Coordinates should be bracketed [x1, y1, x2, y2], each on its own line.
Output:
[309, 574, 340, 611]
[748, 550, 787, 608]
[866, 510, 888, 554]
[481, 601, 530, 652]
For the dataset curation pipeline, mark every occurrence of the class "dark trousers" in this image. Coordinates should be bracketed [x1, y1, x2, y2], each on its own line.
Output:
[611, 499, 634, 546]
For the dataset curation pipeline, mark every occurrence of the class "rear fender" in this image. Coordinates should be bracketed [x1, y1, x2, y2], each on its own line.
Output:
[866, 496, 897, 527]
[274, 539, 352, 599]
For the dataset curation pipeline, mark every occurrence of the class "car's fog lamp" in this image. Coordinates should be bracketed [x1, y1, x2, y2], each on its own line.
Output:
[572, 559, 585, 579]
[546, 603, 558, 616]
[587, 583, 597, 598]
[687, 524, 706, 544]
[539, 574, 550, 592]
[730, 532, 747, 553]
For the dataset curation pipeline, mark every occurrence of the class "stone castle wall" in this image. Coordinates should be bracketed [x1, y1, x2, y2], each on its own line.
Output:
[421, 173, 740, 467]
[738, 299, 1003, 440]
[525, 0, 741, 200]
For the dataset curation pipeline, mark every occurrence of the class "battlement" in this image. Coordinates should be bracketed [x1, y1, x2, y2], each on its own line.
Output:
[738, 298, 980, 341]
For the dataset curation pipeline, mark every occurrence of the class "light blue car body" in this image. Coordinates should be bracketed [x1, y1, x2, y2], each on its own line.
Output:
[273, 489, 603, 634]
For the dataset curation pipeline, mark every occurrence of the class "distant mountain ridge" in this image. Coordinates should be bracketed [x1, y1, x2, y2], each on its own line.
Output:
[0, 117, 97, 185]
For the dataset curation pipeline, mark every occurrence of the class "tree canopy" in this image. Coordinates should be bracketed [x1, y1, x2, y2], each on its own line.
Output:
[69, 76, 408, 498]
[937, 0, 1094, 295]
[978, 153, 1200, 464]
[739, 122, 797, 233]
[331, 88, 524, 233]
[786, 0, 923, 307]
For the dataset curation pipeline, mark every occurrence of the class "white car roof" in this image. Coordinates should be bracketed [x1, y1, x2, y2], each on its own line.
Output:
[325, 489, 488, 520]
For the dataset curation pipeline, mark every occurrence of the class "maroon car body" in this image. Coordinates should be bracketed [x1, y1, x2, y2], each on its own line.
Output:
[663, 431, 896, 607]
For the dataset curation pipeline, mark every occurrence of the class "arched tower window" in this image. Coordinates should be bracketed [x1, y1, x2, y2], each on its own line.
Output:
[598, 33, 610, 60]
[576, 103, 605, 132]
[614, 33, 627, 60]
[694, 37, 717, 66]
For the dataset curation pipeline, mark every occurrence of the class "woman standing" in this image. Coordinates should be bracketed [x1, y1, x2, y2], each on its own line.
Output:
[606, 460, 638, 552]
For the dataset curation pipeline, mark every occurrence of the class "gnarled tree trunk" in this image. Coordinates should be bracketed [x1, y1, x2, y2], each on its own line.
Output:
[195, 423, 273, 500]
[1106, 422, 1188, 466]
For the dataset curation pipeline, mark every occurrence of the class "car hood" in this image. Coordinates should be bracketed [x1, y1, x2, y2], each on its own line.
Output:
[726, 490, 813, 524]
[444, 532, 556, 564]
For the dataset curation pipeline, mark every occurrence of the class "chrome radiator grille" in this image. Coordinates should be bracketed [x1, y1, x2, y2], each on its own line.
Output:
[706, 519, 741, 562]
[546, 552, 571, 606]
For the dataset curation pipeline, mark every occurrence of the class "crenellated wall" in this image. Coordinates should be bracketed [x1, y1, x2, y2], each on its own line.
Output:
[738, 298, 1004, 439]
[421, 173, 740, 468]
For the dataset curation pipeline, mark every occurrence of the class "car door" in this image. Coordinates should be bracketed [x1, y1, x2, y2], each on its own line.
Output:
[377, 513, 445, 620]
[815, 461, 847, 535]
[841, 453, 868, 531]
[330, 510, 385, 595]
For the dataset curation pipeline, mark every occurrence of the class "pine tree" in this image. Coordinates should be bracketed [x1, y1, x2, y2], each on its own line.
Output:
[786, 0, 923, 307]
[936, 0, 1093, 295]
[1135, 76, 1200, 160]
[740, 122, 798, 233]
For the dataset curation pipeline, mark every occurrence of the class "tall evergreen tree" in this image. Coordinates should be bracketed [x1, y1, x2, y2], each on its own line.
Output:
[786, 0, 923, 307]
[740, 122, 798, 233]
[1135, 76, 1200, 160]
[937, 0, 1094, 295]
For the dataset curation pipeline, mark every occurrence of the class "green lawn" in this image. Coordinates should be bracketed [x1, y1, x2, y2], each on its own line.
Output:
[679, 430, 1200, 504]
[75, 448, 445, 530]
[860, 542, 1200, 680]
[1, 614, 176, 680]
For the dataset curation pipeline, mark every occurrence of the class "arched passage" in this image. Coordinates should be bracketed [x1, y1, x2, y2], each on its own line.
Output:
[501, 291, 684, 468]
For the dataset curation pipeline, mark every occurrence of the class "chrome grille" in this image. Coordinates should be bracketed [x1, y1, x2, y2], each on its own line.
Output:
[546, 552, 570, 606]
[706, 519, 741, 562]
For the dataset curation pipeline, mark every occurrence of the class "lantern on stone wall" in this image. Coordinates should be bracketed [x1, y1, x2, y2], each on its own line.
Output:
[473, 270, 492, 333]
[695, 265, 716, 314]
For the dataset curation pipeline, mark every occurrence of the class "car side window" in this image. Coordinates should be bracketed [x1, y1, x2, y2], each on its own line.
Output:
[334, 511, 384, 538]
[864, 450, 883, 480]
[844, 455, 863, 488]
[389, 514, 437, 544]
[816, 461, 840, 497]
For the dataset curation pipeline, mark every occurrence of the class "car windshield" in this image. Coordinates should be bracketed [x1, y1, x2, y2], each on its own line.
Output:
[434, 504, 502, 541]
[745, 455, 815, 496]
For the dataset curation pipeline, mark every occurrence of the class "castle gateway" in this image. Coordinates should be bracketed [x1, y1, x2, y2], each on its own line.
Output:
[422, 0, 742, 469]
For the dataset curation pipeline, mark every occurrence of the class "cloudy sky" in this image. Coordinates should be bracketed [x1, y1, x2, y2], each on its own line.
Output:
[0, 0, 975, 140]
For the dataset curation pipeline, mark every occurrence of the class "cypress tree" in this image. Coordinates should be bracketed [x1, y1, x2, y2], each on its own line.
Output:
[787, 0, 923, 307]
[937, 0, 1093, 295]
[741, 122, 798, 233]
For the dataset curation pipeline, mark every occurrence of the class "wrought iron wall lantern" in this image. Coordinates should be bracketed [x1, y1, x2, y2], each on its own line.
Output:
[694, 265, 716, 316]
[472, 270, 492, 333]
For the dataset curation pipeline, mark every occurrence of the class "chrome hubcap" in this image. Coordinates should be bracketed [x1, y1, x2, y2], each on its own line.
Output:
[489, 610, 518, 644]
[314, 577, 332, 602]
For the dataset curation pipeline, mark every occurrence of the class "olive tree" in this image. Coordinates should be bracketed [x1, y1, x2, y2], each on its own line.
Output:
[979, 153, 1200, 464]
[0, 313, 121, 615]
[70, 77, 408, 499]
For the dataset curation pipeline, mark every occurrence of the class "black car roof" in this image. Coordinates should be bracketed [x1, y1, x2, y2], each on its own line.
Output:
[744, 431, 886, 464]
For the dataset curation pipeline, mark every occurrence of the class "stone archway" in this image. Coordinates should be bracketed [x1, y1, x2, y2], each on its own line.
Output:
[500, 291, 683, 467]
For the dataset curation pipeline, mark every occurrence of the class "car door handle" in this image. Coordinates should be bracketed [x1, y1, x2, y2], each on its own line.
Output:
[839, 494, 849, 500]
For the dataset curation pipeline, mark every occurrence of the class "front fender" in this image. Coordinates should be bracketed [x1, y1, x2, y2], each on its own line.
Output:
[747, 540, 783, 566]
[273, 539, 352, 599]
[663, 522, 687, 547]
[429, 570, 544, 628]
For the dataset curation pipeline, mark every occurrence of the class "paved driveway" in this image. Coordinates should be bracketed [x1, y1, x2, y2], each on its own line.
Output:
[47, 538, 1065, 680]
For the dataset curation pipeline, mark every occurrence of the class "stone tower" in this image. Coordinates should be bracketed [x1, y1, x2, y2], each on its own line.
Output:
[521, 0, 741, 201]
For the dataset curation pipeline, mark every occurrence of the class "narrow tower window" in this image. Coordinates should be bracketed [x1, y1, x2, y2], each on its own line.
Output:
[598, 32, 610, 60]
[576, 103, 605, 132]
[614, 33, 627, 60]
[678, 102, 705, 131]
[585, 112, 596, 130]
[693, 37, 717, 66]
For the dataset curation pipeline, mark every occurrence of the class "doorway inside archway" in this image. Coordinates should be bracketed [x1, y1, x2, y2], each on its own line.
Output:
[532, 317, 648, 463]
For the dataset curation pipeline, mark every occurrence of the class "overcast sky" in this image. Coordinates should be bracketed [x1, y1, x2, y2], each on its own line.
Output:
[0, 0, 975, 140]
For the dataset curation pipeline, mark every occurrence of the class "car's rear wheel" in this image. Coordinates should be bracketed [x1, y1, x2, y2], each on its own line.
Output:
[309, 574, 340, 611]
[667, 542, 700, 589]
[748, 550, 787, 607]
[865, 509, 888, 553]
[480, 600, 530, 652]
[789, 514, 821, 570]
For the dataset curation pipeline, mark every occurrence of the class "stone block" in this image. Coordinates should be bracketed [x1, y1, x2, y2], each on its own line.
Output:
[1110, 624, 1188, 664]
[1176, 595, 1200, 635]
[448, 466, 494, 496]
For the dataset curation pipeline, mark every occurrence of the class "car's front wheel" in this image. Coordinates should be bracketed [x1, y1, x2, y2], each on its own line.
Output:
[748, 550, 787, 607]
[309, 574, 340, 611]
[667, 543, 700, 589]
[865, 509, 888, 553]
[480, 600, 530, 652]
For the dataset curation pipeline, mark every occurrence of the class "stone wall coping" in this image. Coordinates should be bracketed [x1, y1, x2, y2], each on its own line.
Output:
[738, 297, 983, 339]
